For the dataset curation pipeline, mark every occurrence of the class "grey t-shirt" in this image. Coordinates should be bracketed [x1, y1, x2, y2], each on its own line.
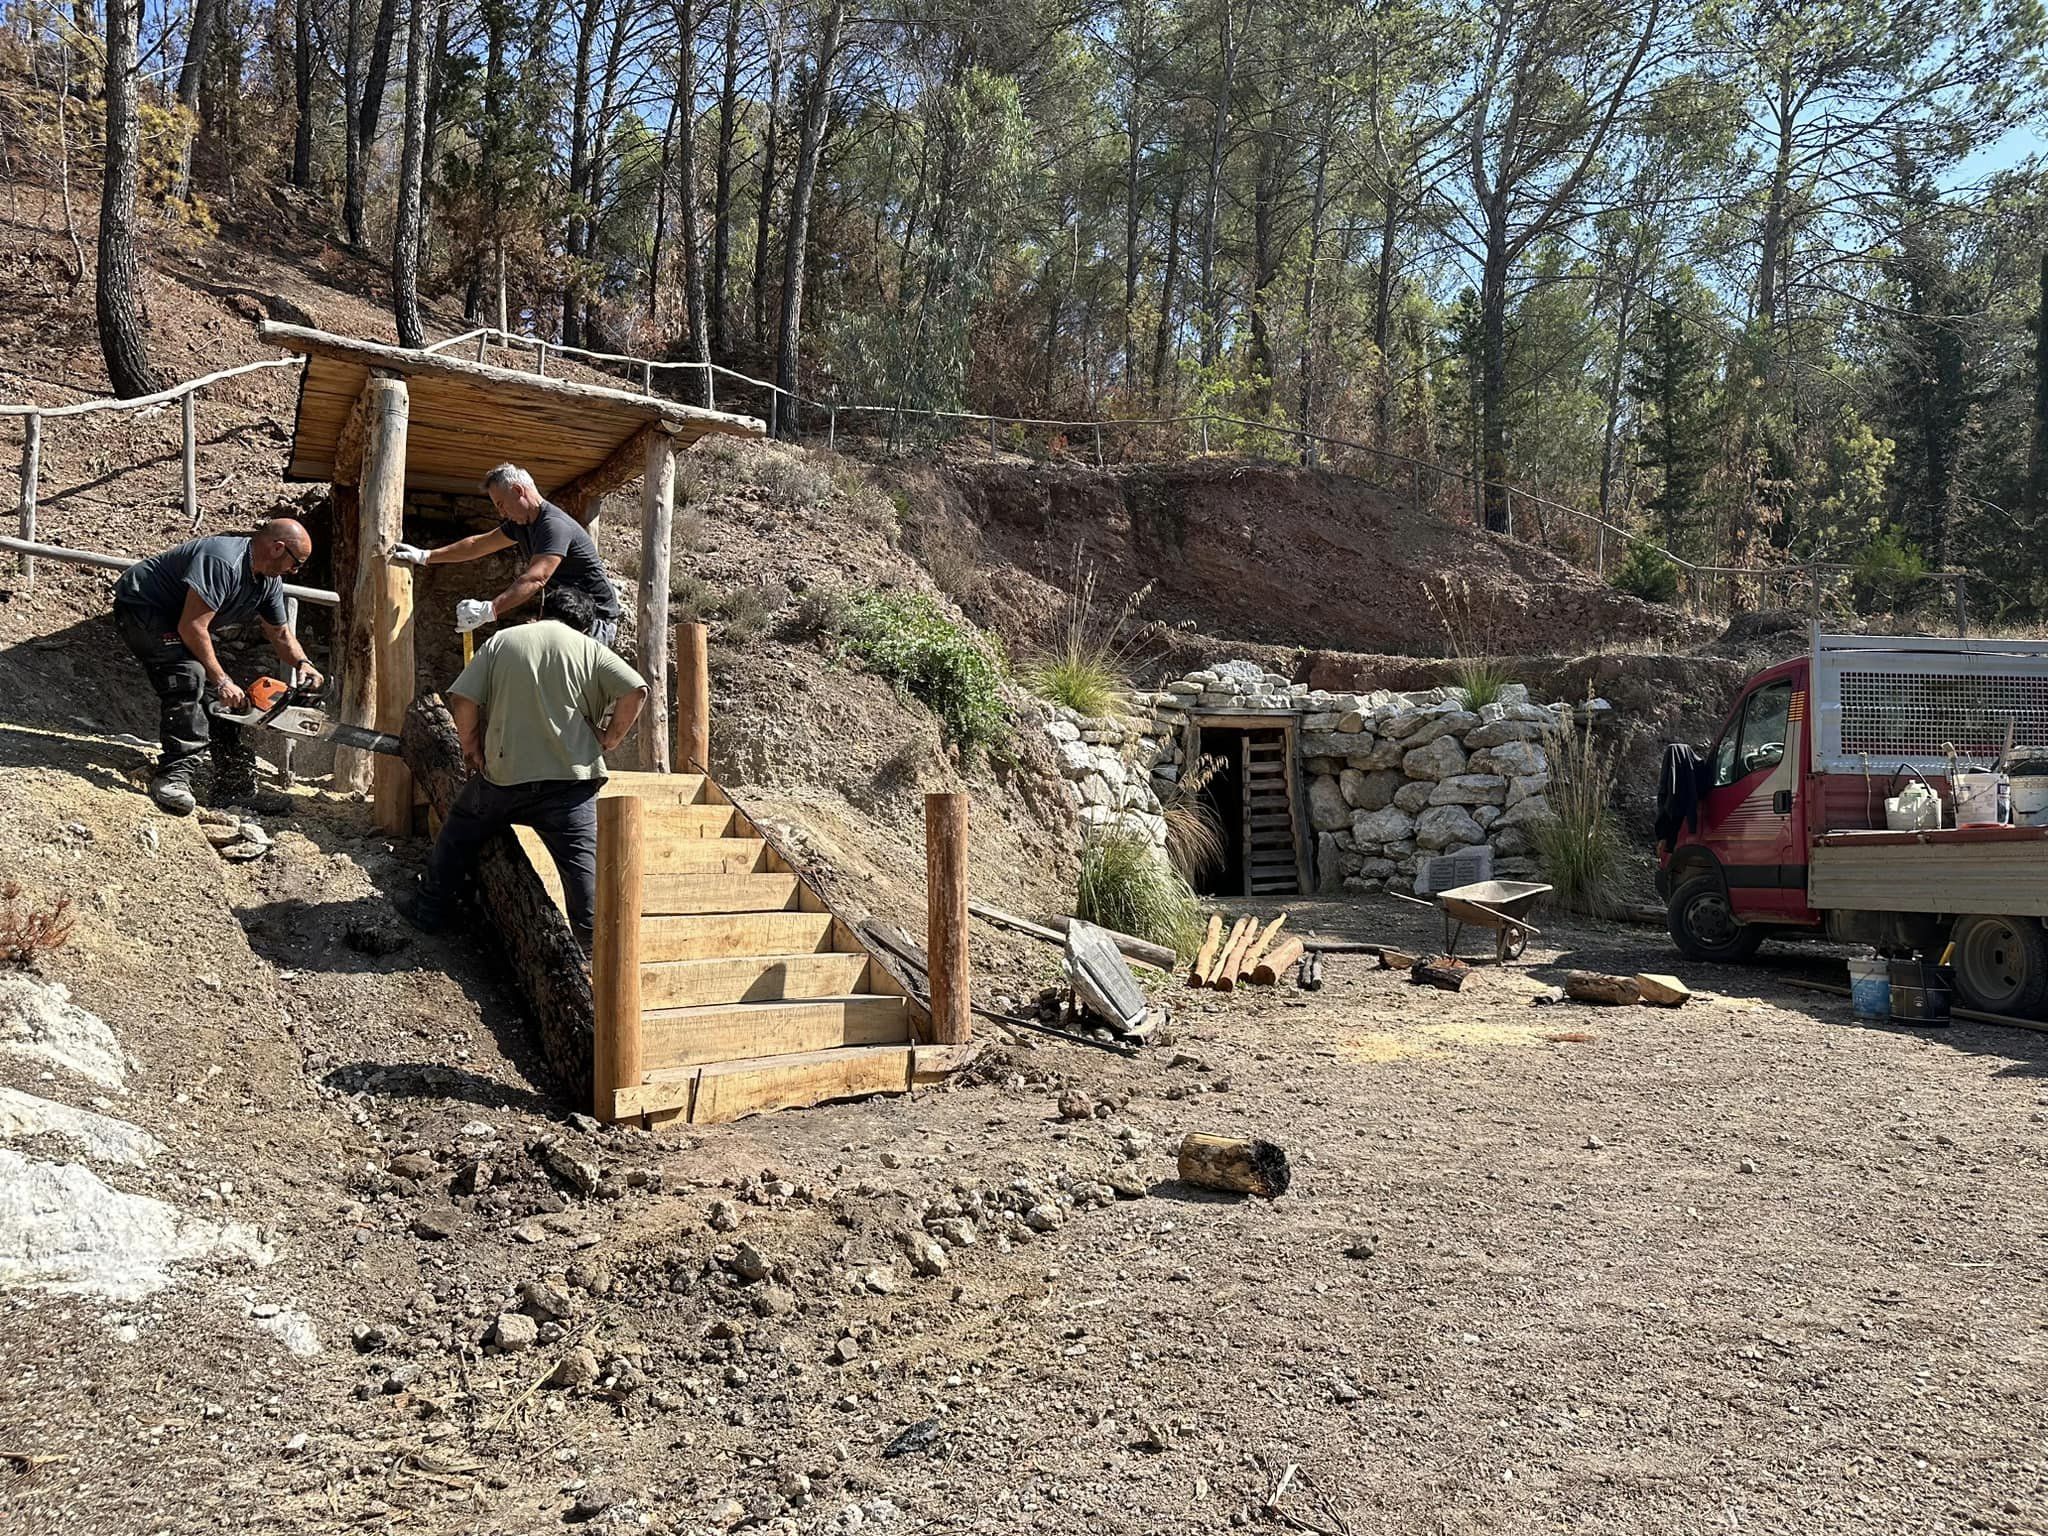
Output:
[498, 499, 620, 622]
[112, 535, 287, 631]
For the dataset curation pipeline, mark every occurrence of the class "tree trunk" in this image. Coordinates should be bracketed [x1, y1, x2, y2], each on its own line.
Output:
[649, 96, 676, 317]
[1756, 69, 1794, 335]
[400, 696, 595, 1099]
[772, 0, 843, 434]
[1150, 163, 1185, 403]
[675, 0, 711, 402]
[751, 32, 785, 351]
[342, 0, 362, 241]
[1121, 75, 1143, 392]
[344, 0, 400, 247]
[710, 0, 742, 355]
[1197, 0, 1238, 368]
[2030, 251, 2048, 522]
[1297, 120, 1329, 463]
[97, 0, 161, 399]
[563, 0, 604, 346]
[1597, 283, 1634, 520]
[1372, 179, 1401, 449]
[1478, 219, 1510, 533]
[291, 0, 314, 187]
[1246, 102, 1281, 415]
[392, 0, 430, 346]
[177, 0, 220, 106]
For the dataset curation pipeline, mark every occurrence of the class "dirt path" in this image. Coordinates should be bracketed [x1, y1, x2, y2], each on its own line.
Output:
[2, 741, 2044, 1535]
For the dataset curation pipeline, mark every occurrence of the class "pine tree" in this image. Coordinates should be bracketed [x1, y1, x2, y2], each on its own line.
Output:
[1629, 306, 1715, 551]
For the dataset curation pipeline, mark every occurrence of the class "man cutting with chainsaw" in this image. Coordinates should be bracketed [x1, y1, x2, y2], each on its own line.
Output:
[112, 519, 321, 815]
[398, 587, 646, 952]
[389, 462, 622, 648]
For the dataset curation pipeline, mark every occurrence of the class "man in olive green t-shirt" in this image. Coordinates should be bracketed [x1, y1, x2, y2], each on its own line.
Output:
[400, 589, 647, 948]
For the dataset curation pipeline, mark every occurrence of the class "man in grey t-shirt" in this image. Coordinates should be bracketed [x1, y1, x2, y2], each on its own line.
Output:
[111, 519, 322, 814]
[390, 462, 623, 647]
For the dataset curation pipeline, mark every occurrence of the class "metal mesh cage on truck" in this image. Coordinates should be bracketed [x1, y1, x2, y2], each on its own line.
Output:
[1812, 629, 2048, 771]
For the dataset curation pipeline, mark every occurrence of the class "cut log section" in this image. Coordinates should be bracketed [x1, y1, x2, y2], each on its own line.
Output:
[1632, 973, 1693, 1007]
[1251, 936, 1304, 985]
[1188, 914, 1224, 988]
[1410, 955, 1470, 992]
[1240, 915, 1287, 978]
[1176, 1132, 1292, 1198]
[1566, 971, 1643, 1006]
[1211, 916, 1258, 991]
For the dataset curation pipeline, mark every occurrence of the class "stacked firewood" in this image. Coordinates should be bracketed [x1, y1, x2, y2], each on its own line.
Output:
[1186, 912, 1303, 991]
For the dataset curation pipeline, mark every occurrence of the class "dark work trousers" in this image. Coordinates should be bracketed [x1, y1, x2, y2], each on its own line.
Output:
[113, 603, 253, 780]
[422, 776, 602, 941]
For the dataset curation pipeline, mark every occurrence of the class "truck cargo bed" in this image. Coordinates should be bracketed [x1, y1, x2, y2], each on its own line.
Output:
[1810, 825, 2048, 916]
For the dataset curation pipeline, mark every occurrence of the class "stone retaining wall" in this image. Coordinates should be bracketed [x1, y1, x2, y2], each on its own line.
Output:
[1040, 658, 1606, 893]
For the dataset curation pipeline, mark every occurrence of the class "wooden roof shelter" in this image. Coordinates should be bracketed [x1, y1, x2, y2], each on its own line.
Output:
[261, 322, 764, 506]
[257, 322, 766, 834]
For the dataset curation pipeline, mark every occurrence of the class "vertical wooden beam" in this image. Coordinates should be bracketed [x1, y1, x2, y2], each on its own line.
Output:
[674, 620, 709, 771]
[637, 431, 676, 772]
[330, 484, 369, 791]
[181, 391, 198, 529]
[925, 791, 970, 1046]
[16, 411, 38, 589]
[592, 795, 645, 1121]
[358, 374, 414, 833]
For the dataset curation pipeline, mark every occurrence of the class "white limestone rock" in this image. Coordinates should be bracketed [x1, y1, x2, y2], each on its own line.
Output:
[1428, 774, 1509, 807]
[1349, 806, 1416, 847]
[1414, 805, 1487, 851]
[1308, 775, 1350, 832]
[1401, 735, 1469, 782]
[1468, 742, 1548, 778]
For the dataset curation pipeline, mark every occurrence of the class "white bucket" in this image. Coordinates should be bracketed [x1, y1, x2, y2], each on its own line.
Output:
[2012, 776, 2048, 828]
[1953, 771, 2006, 826]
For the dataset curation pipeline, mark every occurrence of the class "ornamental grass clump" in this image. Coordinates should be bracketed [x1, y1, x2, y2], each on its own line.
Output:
[1021, 548, 1152, 718]
[1532, 704, 1623, 916]
[1075, 825, 1203, 959]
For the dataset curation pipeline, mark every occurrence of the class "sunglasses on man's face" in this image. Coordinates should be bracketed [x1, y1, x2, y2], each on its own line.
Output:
[272, 540, 306, 575]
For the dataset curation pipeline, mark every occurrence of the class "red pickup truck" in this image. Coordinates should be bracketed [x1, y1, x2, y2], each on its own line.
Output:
[1658, 628, 2048, 1016]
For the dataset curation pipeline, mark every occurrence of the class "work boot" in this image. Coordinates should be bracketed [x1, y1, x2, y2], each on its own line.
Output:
[147, 762, 197, 816]
[395, 878, 447, 935]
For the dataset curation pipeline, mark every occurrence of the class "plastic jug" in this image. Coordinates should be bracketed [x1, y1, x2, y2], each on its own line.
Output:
[1885, 780, 1942, 831]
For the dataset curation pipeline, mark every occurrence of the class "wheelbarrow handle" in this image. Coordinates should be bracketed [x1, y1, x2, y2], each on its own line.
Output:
[1387, 890, 1438, 912]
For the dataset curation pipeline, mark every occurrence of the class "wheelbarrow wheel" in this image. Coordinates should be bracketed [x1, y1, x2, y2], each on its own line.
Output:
[1499, 923, 1529, 962]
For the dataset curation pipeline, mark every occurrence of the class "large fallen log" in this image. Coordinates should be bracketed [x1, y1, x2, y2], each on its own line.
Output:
[400, 694, 595, 1098]
[1042, 914, 1178, 973]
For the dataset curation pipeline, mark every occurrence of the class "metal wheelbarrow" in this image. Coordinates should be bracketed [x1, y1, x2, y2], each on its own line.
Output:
[1394, 879, 1551, 962]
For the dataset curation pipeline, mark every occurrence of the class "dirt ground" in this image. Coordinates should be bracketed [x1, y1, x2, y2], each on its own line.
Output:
[4, 714, 2045, 1536]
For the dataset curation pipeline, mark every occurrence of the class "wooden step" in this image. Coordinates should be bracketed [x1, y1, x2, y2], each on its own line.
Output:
[639, 911, 839, 962]
[640, 804, 743, 838]
[614, 1043, 924, 1122]
[602, 771, 714, 804]
[641, 952, 872, 1008]
[641, 994, 912, 1071]
[643, 837, 772, 875]
[641, 873, 802, 916]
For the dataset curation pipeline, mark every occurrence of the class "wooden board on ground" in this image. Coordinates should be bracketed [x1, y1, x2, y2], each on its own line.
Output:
[1633, 973, 1693, 1007]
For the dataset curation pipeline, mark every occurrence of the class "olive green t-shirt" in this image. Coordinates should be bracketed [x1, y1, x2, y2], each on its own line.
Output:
[447, 620, 646, 786]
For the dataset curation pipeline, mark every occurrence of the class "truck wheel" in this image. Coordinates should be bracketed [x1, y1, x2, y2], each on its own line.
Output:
[1951, 915, 2048, 1018]
[1667, 875, 1765, 963]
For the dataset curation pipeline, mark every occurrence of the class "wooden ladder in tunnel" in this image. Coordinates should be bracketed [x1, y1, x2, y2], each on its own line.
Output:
[576, 771, 965, 1126]
[1242, 730, 1303, 895]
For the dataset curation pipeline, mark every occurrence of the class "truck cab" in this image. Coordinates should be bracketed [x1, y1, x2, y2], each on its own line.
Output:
[1660, 628, 2048, 1016]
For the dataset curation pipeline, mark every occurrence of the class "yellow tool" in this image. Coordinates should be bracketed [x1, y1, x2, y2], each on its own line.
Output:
[462, 630, 474, 665]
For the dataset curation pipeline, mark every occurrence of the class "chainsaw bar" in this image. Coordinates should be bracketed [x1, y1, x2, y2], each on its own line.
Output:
[209, 680, 402, 756]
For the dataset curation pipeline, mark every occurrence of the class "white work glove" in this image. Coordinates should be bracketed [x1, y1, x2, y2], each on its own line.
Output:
[390, 542, 430, 566]
[455, 598, 496, 635]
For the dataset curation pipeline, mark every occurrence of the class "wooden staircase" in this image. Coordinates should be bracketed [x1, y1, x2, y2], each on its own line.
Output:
[519, 771, 953, 1127]
[1242, 730, 1303, 895]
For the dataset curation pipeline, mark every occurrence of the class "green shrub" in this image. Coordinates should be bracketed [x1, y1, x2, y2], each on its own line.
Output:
[1075, 826, 1202, 960]
[671, 572, 713, 622]
[1850, 527, 1928, 611]
[1450, 659, 1514, 711]
[1610, 542, 1681, 604]
[784, 584, 854, 642]
[714, 585, 780, 644]
[1532, 707, 1622, 916]
[747, 449, 835, 509]
[842, 592, 1009, 754]
[1021, 549, 1149, 717]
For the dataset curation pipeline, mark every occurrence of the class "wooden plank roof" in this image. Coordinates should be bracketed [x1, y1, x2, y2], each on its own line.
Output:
[260, 322, 765, 500]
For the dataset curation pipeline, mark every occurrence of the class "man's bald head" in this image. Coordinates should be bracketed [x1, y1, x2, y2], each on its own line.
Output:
[252, 518, 312, 578]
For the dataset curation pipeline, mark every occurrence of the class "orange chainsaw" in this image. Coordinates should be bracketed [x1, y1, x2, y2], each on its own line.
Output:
[208, 676, 401, 755]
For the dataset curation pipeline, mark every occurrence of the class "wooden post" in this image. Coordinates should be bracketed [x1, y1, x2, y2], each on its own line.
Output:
[828, 407, 837, 450]
[637, 431, 676, 772]
[358, 374, 414, 833]
[536, 342, 548, 376]
[592, 794, 644, 1121]
[674, 620, 709, 771]
[1200, 416, 1210, 454]
[641, 360, 653, 393]
[16, 411, 38, 589]
[181, 391, 198, 529]
[925, 791, 970, 1045]
[1094, 423, 1104, 467]
[475, 333, 489, 362]
[988, 414, 998, 454]
[1596, 522, 1606, 576]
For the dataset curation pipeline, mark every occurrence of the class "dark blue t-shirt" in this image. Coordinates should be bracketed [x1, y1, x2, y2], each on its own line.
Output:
[498, 499, 620, 622]
[112, 535, 288, 631]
